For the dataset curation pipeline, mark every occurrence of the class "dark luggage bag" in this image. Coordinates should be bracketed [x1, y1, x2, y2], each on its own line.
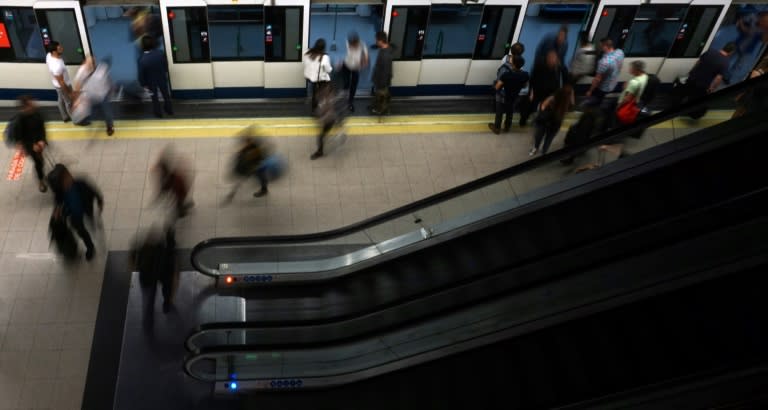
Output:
[49, 213, 78, 261]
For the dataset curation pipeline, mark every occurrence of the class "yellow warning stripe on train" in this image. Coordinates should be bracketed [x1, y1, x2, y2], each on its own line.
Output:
[43, 111, 736, 140]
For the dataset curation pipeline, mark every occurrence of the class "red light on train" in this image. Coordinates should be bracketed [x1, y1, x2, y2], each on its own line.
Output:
[168, 11, 176, 19]
[602, 10, 609, 17]
[392, 10, 399, 17]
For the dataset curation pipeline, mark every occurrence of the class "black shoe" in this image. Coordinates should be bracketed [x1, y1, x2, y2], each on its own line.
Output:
[63, 118, 71, 123]
[38, 181, 48, 193]
[310, 151, 323, 160]
[487, 123, 500, 135]
[74, 120, 91, 126]
[107, 127, 115, 136]
[85, 248, 95, 261]
[253, 188, 268, 198]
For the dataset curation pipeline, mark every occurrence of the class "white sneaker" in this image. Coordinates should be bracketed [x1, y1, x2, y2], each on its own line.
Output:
[528, 147, 538, 156]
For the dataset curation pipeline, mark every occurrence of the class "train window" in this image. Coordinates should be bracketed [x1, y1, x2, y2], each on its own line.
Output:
[264, 7, 303, 62]
[623, 5, 687, 58]
[474, 6, 519, 60]
[0, 8, 45, 63]
[593, 6, 638, 51]
[208, 6, 265, 61]
[389, 6, 429, 60]
[667, 6, 722, 59]
[34, 9, 84, 65]
[422, 5, 483, 58]
[167, 7, 210, 63]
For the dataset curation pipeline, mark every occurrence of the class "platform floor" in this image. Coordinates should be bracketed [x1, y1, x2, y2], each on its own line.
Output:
[0, 108, 725, 409]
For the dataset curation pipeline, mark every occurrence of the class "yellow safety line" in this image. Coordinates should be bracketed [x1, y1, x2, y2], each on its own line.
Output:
[44, 111, 736, 140]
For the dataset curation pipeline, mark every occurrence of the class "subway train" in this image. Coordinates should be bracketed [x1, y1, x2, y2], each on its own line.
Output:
[0, 0, 766, 101]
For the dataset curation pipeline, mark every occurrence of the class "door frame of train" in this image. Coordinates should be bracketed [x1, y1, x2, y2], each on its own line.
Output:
[159, 0, 215, 98]
[263, 0, 310, 95]
[384, 0, 430, 90]
[656, 0, 732, 83]
[464, 0, 527, 87]
[33, 0, 92, 82]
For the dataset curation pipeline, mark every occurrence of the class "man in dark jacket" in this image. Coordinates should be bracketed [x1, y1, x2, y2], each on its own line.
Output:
[371, 31, 393, 115]
[138, 36, 173, 118]
[50, 165, 104, 261]
[519, 49, 568, 127]
[11, 96, 48, 192]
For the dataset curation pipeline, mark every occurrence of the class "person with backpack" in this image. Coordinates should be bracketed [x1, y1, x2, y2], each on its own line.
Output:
[9, 95, 48, 192]
[616, 60, 649, 125]
[303, 39, 333, 112]
[488, 54, 529, 134]
[49, 165, 103, 261]
[530, 84, 573, 156]
[340, 32, 368, 112]
[225, 130, 284, 201]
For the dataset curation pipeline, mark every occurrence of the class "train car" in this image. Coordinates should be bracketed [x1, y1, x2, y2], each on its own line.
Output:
[0, 0, 765, 101]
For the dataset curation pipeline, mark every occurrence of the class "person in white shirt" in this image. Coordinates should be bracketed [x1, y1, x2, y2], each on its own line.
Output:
[303, 38, 332, 112]
[46, 41, 74, 122]
[341, 32, 368, 112]
[73, 56, 115, 136]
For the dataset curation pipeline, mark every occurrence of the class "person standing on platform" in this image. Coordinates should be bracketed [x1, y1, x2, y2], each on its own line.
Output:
[46, 41, 74, 123]
[138, 36, 173, 118]
[371, 31, 394, 115]
[488, 54, 528, 134]
[303, 39, 333, 112]
[341, 32, 368, 112]
[586, 38, 624, 131]
[10, 96, 48, 192]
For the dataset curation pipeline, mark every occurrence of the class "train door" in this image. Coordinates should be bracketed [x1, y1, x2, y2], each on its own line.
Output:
[263, 0, 308, 95]
[516, 1, 594, 74]
[0, 2, 49, 98]
[81, 2, 161, 92]
[656, 1, 729, 83]
[384, 1, 428, 90]
[206, 1, 266, 98]
[309, 0, 383, 95]
[464, 0, 525, 87]
[161, 0, 213, 98]
[590, 0, 700, 83]
[704, 1, 767, 85]
[33, 0, 90, 85]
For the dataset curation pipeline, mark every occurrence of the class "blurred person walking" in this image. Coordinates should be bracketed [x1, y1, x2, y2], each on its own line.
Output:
[341, 32, 368, 112]
[529, 84, 574, 156]
[225, 129, 285, 201]
[152, 149, 194, 219]
[73, 56, 115, 136]
[535, 25, 569, 68]
[139, 36, 174, 118]
[303, 39, 333, 112]
[9, 96, 48, 192]
[519, 49, 568, 127]
[130, 226, 178, 319]
[49, 165, 104, 261]
[570, 31, 597, 84]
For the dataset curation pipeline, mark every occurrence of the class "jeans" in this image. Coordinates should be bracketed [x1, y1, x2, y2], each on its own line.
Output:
[56, 88, 72, 121]
[91, 98, 114, 129]
[342, 65, 360, 106]
[373, 87, 390, 114]
[70, 215, 95, 253]
[29, 150, 44, 181]
[148, 83, 173, 117]
[494, 97, 516, 130]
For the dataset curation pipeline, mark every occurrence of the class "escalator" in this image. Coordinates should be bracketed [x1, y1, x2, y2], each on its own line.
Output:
[183, 76, 768, 402]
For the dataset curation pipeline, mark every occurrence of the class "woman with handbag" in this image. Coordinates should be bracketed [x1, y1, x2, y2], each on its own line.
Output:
[303, 39, 333, 112]
[529, 84, 573, 156]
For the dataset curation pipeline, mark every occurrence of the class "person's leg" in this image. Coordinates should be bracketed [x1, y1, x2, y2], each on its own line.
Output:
[519, 95, 533, 126]
[56, 88, 72, 121]
[149, 84, 162, 117]
[311, 82, 319, 111]
[311, 122, 333, 159]
[159, 83, 173, 115]
[253, 167, 269, 197]
[541, 126, 559, 154]
[531, 125, 546, 155]
[491, 101, 503, 132]
[99, 99, 115, 135]
[504, 97, 516, 131]
[70, 216, 96, 260]
[349, 69, 359, 108]
[30, 150, 47, 191]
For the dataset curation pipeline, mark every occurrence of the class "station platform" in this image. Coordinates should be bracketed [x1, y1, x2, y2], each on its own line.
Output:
[0, 103, 733, 409]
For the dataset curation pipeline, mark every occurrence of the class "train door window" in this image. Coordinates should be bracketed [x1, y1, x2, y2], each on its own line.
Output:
[422, 4, 483, 58]
[264, 7, 302, 62]
[167, 7, 210, 63]
[623, 5, 687, 57]
[517, 4, 592, 69]
[667, 6, 723, 59]
[593, 6, 638, 50]
[389, 6, 429, 60]
[34, 9, 84, 64]
[208, 6, 265, 61]
[474, 6, 520, 60]
[709, 4, 768, 83]
[0, 8, 45, 62]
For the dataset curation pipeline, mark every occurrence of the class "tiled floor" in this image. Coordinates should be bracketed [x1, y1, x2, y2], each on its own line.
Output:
[0, 119, 670, 409]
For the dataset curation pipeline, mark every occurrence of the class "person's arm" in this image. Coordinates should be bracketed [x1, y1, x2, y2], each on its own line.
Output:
[494, 80, 503, 91]
[540, 95, 554, 110]
[322, 55, 333, 76]
[708, 74, 723, 93]
[588, 73, 603, 97]
[54, 73, 71, 96]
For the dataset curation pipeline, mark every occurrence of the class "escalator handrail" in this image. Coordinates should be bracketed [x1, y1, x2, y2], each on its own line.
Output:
[190, 74, 768, 277]
[184, 184, 768, 352]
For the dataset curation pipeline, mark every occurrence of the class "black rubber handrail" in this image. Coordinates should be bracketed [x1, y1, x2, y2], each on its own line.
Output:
[190, 74, 768, 277]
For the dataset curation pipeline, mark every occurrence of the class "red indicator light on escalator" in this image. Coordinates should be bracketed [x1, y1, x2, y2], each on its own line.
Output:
[225, 276, 234, 284]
